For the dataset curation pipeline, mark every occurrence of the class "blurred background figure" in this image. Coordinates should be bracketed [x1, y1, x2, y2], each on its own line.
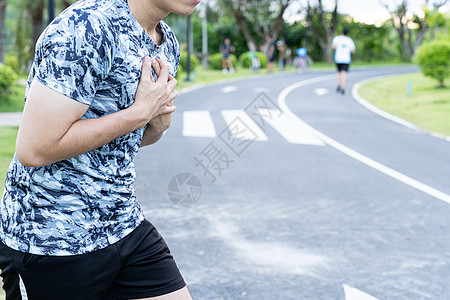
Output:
[332, 28, 356, 95]
[220, 37, 235, 74]
[265, 35, 276, 73]
[294, 47, 313, 73]
[276, 40, 287, 71]
[248, 51, 261, 73]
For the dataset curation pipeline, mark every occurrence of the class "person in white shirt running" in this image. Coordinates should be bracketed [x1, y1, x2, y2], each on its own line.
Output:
[332, 28, 356, 95]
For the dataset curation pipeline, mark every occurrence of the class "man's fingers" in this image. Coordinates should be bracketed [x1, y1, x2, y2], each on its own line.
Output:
[167, 75, 177, 92]
[164, 105, 176, 114]
[154, 104, 176, 117]
[155, 58, 170, 83]
[167, 90, 178, 103]
[140, 56, 152, 83]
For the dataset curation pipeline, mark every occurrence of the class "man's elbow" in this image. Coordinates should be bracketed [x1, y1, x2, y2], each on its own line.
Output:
[16, 146, 50, 168]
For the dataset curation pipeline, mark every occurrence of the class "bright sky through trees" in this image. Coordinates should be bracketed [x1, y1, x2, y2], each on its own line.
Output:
[285, 0, 450, 25]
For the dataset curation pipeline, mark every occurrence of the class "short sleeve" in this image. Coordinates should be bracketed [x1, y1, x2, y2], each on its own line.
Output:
[35, 14, 113, 106]
[170, 31, 180, 76]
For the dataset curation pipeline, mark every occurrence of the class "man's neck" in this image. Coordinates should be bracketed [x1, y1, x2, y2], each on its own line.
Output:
[127, 0, 168, 41]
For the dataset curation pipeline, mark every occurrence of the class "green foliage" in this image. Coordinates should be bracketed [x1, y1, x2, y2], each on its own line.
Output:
[207, 52, 237, 70]
[341, 22, 398, 62]
[179, 51, 199, 71]
[175, 64, 183, 80]
[5, 55, 20, 73]
[414, 40, 450, 87]
[238, 51, 267, 68]
[0, 63, 18, 95]
[0, 127, 19, 193]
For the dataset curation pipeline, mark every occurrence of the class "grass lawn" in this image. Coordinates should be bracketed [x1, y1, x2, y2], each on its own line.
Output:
[0, 127, 18, 193]
[0, 83, 25, 112]
[358, 72, 450, 136]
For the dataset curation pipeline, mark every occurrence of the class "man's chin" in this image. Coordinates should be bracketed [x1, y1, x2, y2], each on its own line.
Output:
[172, 5, 198, 16]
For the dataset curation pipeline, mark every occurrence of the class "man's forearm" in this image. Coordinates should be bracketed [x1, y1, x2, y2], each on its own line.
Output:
[140, 124, 164, 147]
[18, 106, 146, 167]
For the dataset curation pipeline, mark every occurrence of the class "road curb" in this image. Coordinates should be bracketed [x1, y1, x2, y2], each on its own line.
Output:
[0, 112, 22, 127]
[352, 75, 450, 143]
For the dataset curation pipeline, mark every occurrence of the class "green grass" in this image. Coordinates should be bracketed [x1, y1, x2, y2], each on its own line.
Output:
[0, 127, 18, 193]
[358, 72, 450, 136]
[0, 83, 25, 112]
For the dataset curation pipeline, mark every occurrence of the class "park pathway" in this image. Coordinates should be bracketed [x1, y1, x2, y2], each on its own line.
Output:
[133, 66, 450, 299]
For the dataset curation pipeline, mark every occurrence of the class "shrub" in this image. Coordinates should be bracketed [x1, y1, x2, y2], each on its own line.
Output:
[179, 52, 199, 71]
[0, 63, 18, 95]
[5, 55, 20, 74]
[414, 40, 450, 87]
[175, 64, 183, 80]
[238, 51, 268, 69]
[207, 52, 237, 70]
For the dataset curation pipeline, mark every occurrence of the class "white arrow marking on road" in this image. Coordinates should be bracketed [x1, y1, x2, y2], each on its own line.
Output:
[221, 110, 268, 141]
[183, 111, 216, 137]
[343, 284, 379, 300]
[258, 109, 325, 145]
[313, 88, 329, 96]
[253, 87, 271, 93]
[278, 75, 450, 204]
[222, 86, 237, 93]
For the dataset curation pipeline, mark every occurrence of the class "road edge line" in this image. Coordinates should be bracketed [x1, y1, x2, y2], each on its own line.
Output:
[352, 76, 450, 143]
[278, 76, 450, 205]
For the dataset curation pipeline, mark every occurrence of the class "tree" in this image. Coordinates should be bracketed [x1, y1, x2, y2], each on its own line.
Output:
[0, 0, 6, 63]
[305, 0, 339, 64]
[219, 0, 293, 51]
[25, 0, 45, 62]
[379, 0, 449, 60]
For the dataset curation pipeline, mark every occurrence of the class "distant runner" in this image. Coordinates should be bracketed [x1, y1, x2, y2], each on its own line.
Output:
[332, 28, 356, 95]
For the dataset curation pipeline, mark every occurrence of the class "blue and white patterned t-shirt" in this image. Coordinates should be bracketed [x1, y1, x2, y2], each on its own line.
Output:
[0, 0, 180, 255]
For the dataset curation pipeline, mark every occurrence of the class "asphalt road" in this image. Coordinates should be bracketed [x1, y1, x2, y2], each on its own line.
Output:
[134, 66, 450, 300]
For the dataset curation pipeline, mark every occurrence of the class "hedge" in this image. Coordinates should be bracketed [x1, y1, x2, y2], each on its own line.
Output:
[238, 51, 268, 69]
[207, 52, 238, 70]
[179, 52, 199, 71]
[0, 63, 18, 95]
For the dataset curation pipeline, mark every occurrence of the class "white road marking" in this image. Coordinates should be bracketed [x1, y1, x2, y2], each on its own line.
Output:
[258, 109, 325, 145]
[222, 86, 237, 93]
[343, 284, 379, 300]
[253, 87, 271, 93]
[221, 110, 268, 141]
[183, 110, 216, 137]
[352, 77, 450, 142]
[313, 88, 329, 96]
[278, 75, 450, 204]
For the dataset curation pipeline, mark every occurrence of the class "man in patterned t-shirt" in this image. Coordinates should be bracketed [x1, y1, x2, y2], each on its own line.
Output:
[0, 0, 198, 299]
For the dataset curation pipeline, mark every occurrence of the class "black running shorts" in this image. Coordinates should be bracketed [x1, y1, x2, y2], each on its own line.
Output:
[0, 220, 186, 299]
[336, 63, 350, 72]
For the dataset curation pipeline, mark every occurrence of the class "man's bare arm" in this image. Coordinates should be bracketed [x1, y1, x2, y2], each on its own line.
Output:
[16, 57, 177, 167]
